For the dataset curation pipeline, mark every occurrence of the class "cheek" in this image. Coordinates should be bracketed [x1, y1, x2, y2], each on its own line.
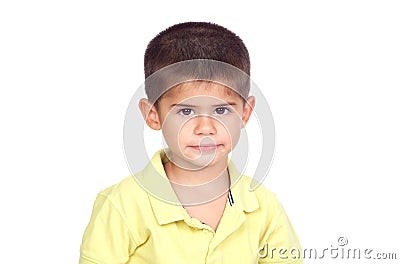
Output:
[177, 124, 193, 146]
[217, 116, 242, 145]
[161, 117, 181, 148]
[224, 127, 241, 148]
[162, 117, 195, 148]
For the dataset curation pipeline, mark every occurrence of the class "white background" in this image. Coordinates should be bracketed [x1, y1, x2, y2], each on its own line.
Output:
[1, 1, 399, 263]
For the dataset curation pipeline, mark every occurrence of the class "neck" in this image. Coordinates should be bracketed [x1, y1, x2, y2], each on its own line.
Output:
[163, 158, 229, 185]
[163, 159, 230, 206]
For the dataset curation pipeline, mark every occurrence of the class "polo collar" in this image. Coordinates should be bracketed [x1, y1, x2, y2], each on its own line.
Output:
[228, 161, 260, 213]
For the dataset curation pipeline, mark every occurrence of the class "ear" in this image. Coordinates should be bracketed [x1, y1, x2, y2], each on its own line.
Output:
[241, 96, 255, 128]
[138, 99, 162, 130]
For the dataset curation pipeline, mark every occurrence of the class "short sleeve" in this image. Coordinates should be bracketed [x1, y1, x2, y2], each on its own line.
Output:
[79, 194, 136, 264]
[258, 194, 303, 264]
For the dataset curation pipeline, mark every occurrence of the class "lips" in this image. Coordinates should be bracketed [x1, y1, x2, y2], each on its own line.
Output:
[188, 144, 221, 152]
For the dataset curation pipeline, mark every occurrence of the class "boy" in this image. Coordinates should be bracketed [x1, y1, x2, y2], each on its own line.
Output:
[79, 22, 302, 263]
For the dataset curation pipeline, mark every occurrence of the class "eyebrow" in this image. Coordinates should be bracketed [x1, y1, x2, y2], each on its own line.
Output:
[171, 102, 237, 108]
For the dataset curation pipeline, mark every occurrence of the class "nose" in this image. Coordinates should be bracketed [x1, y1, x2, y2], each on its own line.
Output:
[194, 115, 217, 135]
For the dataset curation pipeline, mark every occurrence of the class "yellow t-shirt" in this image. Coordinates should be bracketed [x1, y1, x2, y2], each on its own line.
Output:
[79, 151, 303, 264]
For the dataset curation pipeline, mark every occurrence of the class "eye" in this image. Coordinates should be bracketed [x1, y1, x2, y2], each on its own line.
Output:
[178, 108, 195, 116]
[214, 107, 230, 115]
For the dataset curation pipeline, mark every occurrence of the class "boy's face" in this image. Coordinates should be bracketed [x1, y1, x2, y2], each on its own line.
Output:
[140, 82, 255, 170]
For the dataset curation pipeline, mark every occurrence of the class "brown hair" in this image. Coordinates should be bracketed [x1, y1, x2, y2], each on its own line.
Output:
[144, 22, 251, 103]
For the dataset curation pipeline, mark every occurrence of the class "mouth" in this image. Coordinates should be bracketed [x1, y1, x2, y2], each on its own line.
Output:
[188, 144, 222, 153]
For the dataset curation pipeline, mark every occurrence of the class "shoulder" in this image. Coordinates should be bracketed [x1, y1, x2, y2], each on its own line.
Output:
[80, 176, 150, 262]
[96, 174, 152, 217]
[232, 175, 290, 234]
[99, 174, 147, 200]
[233, 175, 282, 211]
[85, 175, 153, 245]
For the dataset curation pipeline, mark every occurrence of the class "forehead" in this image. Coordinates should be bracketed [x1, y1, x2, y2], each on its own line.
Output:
[159, 81, 242, 104]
